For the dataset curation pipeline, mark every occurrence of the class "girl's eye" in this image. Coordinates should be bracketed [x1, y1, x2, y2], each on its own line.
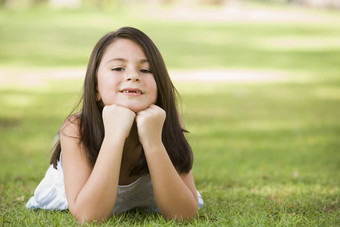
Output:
[140, 69, 152, 74]
[112, 67, 124, 71]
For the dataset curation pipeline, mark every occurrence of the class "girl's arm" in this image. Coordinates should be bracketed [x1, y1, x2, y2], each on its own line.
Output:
[136, 105, 199, 220]
[61, 105, 135, 224]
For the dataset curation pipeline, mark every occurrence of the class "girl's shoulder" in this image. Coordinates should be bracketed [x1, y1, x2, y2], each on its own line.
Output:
[60, 112, 81, 139]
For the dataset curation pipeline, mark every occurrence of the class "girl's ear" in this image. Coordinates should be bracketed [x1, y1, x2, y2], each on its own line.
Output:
[96, 87, 101, 101]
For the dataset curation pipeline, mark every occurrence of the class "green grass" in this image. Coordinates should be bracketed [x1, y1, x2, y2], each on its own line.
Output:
[1, 4, 340, 226]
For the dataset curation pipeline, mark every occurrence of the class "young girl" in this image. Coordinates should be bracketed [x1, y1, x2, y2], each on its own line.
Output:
[26, 27, 203, 224]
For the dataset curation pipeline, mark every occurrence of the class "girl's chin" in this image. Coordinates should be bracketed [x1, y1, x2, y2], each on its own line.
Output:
[103, 100, 154, 112]
[120, 104, 150, 113]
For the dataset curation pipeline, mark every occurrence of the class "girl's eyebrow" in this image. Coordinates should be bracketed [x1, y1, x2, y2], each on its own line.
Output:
[106, 58, 149, 64]
[106, 58, 127, 64]
[139, 59, 149, 64]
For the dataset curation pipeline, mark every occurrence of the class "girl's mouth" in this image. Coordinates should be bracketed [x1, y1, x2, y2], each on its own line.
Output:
[120, 88, 144, 95]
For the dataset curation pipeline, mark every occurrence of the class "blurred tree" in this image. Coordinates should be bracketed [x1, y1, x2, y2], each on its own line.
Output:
[0, 0, 49, 8]
[249, 0, 340, 9]
[198, 0, 226, 5]
[81, 0, 120, 8]
[1, 0, 32, 8]
[2, 0, 339, 10]
[290, 0, 340, 9]
[49, 0, 81, 8]
[34, 0, 48, 5]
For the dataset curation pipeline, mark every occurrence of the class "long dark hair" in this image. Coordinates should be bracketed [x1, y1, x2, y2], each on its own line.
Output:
[50, 27, 193, 175]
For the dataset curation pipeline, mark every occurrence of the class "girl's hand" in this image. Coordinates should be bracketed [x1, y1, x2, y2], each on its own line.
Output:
[136, 104, 166, 148]
[102, 104, 136, 139]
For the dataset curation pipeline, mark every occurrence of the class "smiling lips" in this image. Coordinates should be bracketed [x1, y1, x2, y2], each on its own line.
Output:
[120, 88, 144, 95]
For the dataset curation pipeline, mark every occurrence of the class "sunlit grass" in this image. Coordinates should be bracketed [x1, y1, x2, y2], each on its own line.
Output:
[2, 76, 339, 225]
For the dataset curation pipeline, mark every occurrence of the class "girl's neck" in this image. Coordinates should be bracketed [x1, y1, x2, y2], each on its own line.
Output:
[124, 122, 140, 151]
[119, 122, 142, 185]
[121, 123, 141, 167]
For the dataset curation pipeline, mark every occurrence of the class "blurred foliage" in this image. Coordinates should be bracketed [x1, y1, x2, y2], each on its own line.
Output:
[1, 0, 339, 9]
[1, 5, 340, 74]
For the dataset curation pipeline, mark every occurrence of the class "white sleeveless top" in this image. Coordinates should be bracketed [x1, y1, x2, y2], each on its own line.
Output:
[26, 154, 203, 214]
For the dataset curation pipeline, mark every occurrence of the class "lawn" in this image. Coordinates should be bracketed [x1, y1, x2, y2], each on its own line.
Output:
[0, 3, 339, 226]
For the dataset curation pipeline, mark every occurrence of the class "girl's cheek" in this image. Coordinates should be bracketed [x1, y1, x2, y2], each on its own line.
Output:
[148, 76, 157, 90]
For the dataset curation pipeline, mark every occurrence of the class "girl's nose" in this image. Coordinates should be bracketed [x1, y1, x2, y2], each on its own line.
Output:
[125, 70, 140, 82]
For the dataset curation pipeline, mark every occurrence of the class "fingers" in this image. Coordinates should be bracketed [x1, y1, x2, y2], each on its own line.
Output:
[102, 104, 137, 139]
[136, 104, 162, 115]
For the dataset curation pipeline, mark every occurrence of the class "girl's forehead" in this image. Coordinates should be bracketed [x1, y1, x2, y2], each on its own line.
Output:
[103, 38, 146, 59]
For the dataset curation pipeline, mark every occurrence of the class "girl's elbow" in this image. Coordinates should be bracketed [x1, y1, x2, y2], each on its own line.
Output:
[163, 204, 198, 221]
[73, 212, 108, 225]
[178, 211, 197, 221]
[69, 204, 110, 225]
[75, 215, 92, 226]
[180, 199, 199, 221]
[165, 211, 197, 222]
[183, 206, 199, 221]
[69, 205, 89, 224]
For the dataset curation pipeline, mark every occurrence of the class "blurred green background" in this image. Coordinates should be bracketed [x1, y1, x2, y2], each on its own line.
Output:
[0, 0, 339, 225]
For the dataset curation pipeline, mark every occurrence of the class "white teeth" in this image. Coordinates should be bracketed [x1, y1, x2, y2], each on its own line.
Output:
[122, 90, 142, 94]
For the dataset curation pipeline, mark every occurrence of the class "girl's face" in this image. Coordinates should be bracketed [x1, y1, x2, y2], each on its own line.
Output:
[96, 38, 158, 113]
